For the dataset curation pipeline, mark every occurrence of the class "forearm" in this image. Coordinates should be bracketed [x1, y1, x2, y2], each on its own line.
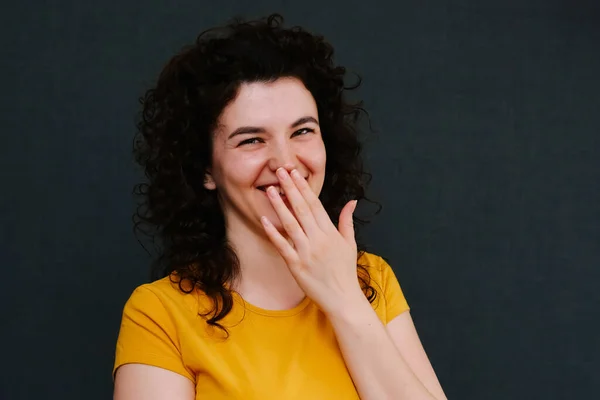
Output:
[326, 297, 438, 400]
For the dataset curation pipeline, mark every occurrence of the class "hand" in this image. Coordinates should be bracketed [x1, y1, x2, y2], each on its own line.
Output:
[260, 167, 365, 316]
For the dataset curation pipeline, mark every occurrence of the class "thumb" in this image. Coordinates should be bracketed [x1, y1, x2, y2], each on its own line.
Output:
[338, 200, 358, 243]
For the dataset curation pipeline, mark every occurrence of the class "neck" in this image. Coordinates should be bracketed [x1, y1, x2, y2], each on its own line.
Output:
[225, 213, 304, 302]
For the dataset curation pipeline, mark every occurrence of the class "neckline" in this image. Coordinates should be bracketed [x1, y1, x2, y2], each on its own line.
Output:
[233, 292, 313, 317]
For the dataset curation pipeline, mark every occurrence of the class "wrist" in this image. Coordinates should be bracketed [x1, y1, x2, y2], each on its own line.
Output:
[323, 291, 374, 324]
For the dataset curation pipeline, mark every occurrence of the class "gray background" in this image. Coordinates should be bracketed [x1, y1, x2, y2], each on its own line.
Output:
[2, 0, 599, 399]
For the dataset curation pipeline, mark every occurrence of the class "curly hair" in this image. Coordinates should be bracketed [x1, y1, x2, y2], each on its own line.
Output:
[132, 13, 382, 336]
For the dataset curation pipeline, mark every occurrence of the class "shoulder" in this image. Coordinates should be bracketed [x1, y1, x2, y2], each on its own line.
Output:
[357, 250, 393, 282]
[121, 274, 209, 318]
[357, 250, 390, 298]
[357, 251, 386, 269]
[114, 276, 201, 382]
[125, 275, 185, 303]
[357, 251, 410, 323]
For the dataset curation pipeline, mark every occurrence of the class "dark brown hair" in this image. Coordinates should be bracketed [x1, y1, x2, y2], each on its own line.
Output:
[133, 13, 381, 336]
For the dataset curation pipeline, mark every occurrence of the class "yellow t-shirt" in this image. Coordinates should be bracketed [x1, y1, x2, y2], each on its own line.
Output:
[113, 251, 410, 399]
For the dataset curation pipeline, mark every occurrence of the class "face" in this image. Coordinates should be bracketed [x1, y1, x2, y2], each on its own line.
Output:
[204, 77, 327, 236]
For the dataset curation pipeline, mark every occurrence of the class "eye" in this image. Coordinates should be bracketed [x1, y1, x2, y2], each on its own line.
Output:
[292, 128, 314, 137]
[238, 137, 264, 146]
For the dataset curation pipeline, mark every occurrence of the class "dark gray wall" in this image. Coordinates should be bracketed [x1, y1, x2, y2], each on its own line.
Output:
[2, 1, 599, 399]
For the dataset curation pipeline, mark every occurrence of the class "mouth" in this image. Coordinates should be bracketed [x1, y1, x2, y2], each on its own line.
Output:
[256, 177, 309, 197]
[257, 185, 285, 196]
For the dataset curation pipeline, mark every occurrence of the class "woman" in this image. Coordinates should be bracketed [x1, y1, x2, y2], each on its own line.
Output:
[113, 13, 447, 400]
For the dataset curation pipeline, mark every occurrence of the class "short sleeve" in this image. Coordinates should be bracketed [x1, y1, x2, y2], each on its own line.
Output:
[380, 257, 410, 324]
[113, 286, 194, 381]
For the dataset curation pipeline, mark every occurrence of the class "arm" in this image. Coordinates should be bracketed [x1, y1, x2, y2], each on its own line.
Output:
[387, 311, 447, 400]
[258, 169, 446, 398]
[114, 364, 195, 400]
[113, 286, 196, 399]
[326, 300, 447, 400]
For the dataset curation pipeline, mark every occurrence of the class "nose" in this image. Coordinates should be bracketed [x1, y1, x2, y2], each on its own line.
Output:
[267, 141, 298, 173]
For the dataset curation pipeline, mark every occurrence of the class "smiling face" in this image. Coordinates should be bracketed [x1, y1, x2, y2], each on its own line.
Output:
[204, 77, 327, 237]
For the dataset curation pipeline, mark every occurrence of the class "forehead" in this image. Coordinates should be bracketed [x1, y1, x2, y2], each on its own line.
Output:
[217, 77, 319, 129]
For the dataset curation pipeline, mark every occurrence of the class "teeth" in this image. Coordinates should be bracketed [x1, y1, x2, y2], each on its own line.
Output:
[259, 186, 284, 195]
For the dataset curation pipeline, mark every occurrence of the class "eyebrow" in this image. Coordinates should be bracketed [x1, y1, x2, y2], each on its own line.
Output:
[227, 116, 319, 140]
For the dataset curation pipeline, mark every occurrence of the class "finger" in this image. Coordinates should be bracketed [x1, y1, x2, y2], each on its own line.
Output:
[276, 168, 320, 236]
[265, 185, 310, 251]
[289, 168, 334, 232]
[260, 216, 301, 266]
[338, 200, 358, 246]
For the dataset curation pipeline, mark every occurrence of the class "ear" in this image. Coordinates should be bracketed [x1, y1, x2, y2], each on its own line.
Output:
[203, 171, 216, 190]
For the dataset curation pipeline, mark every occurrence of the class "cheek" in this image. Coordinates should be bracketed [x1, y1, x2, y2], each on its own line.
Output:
[298, 141, 327, 194]
[308, 142, 327, 173]
[216, 153, 263, 187]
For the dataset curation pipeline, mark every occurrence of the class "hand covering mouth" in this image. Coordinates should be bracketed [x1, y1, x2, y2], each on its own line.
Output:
[256, 176, 308, 195]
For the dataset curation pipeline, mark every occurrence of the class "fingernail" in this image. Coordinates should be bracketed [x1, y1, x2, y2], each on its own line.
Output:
[267, 186, 279, 198]
[276, 168, 288, 180]
[261, 216, 271, 226]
